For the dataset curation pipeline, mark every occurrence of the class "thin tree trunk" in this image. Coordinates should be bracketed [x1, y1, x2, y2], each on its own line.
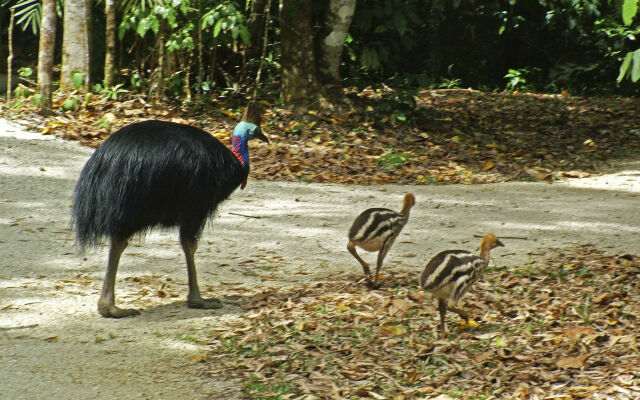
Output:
[151, 24, 166, 101]
[6, 7, 14, 106]
[319, 0, 356, 99]
[280, 0, 328, 110]
[252, 0, 272, 100]
[247, 0, 267, 61]
[104, 0, 116, 87]
[61, 0, 91, 91]
[37, 0, 57, 108]
[196, 0, 204, 98]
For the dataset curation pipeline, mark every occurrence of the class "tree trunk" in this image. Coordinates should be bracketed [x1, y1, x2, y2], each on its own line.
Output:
[61, 0, 91, 91]
[252, 0, 272, 100]
[6, 7, 14, 106]
[280, 0, 328, 110]
[247, 0, 267, 61]
[37, 0, 57, 107]
[104, 0, 116, 87]
[196, 0, 204, 97]
[319, 0, 356, 99]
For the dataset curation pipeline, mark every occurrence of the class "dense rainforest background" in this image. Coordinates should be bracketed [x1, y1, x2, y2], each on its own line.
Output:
[2, 0, 640, 107]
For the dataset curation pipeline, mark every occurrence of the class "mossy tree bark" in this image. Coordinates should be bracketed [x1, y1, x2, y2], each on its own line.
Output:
[61, 0, 91, 91]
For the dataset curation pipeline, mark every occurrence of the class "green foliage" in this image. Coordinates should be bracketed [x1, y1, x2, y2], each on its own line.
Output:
[344, 0, 639, 94]
[17, 67, 33, 78]
[61, 96, 81, 111]
[504, 67, 539, 92]
[71, 71, 86, 90]
[13, 84, 31, 98]
[376, 152, 413, 169]
[622, 0, 639, 25]
[618, 0, 640, 83]
[202, 1, 249, 44]
[32, 93, 45, 107]
[4, 0, 40, 34]
[93, 83, 130, 100]
[437, 78, 463, 89]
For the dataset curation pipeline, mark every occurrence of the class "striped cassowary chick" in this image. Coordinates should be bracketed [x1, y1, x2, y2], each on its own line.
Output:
[72, 102, 268, 318]
[420, 233, 504, 336]
[347, 193, 415, 288]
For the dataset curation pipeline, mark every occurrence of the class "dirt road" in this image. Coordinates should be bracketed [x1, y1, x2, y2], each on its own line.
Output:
[1, 118, 638, 399]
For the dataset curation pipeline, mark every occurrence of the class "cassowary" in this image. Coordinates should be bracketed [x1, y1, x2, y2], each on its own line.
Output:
[347, 193, 415, 288]
[72, 102, 268, 318]
[420, 233, 504, 336]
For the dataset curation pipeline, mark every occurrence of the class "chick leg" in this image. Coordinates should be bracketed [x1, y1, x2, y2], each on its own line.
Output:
[438, 298, 448, 338]
[347, 241, 372, 280]
[372, 238, 395, 288]
[449, 305, 472, 324]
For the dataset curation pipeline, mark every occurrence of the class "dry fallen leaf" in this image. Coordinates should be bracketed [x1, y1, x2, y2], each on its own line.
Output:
[482, 160, 495, 171]
[556, 353, 590, 369]
[473, 350, 494, 363]
[189, 354, 207, 363]
[563, 326, 596, 339]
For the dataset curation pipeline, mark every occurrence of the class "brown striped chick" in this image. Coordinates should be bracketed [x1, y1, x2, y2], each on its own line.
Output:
[347, 193, 415, 288]
[420, 234, 504, 337]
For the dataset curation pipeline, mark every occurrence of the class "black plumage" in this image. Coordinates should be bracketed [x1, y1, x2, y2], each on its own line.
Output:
[420, 233, 504, 336]
[72, 102, 268, 318]
[347, 193, 415, 288]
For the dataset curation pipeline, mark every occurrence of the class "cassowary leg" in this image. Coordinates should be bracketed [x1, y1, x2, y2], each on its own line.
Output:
[98, 238, 141, 318]
[438, 298, 448, 337]
[347, 241, 372, 280]
[180, 233, 222, 310]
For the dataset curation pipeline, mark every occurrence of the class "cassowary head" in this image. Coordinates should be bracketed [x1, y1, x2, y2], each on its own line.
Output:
[234, 101, 269, 144]
[233, 121, 269, 143]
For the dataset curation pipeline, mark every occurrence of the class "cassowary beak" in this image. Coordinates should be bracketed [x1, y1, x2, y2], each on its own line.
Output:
[253, 127, 269, 144]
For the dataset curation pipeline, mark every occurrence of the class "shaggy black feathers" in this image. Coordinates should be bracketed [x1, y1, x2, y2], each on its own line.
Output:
[72, 121, 246, 249]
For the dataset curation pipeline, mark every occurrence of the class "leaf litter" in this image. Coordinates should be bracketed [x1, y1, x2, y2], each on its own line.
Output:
[204, 247, 639, 399]
[5, 89, 640, 185]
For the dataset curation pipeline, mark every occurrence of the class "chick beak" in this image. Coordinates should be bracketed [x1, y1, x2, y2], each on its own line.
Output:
[496, 239, 505, 247]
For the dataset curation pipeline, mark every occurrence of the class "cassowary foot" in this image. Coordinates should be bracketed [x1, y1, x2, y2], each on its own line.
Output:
[98, 303, 141, 318]
[187, 296, 223, 309]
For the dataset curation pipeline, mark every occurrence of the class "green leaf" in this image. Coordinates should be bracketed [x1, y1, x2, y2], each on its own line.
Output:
[71, 71, 85, 89]
[622, 0, 639, 25]
[632, 49, 640, 82]
[393, 13, 406, 36]
[617, 51, 633, 82]
[214, 19, 223, 37]
[238, 26, 250, 44]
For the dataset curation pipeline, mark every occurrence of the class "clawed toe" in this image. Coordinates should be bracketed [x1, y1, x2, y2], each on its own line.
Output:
[187, 297, 223, 309]
[98, 304, 141, 318]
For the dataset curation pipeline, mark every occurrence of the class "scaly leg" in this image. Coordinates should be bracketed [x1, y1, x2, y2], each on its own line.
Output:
[438, 298, 448, 338]
[181, 232, 222, 309]
[347, 241, 372, 281]
[98, 238, 140, 318]
[371, 237, 395, 288]
[449, 305, 472, 324]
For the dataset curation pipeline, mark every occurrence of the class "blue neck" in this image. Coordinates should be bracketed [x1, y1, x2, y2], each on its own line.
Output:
[232, 121, 257, 167]
[232, 134, 249, 166]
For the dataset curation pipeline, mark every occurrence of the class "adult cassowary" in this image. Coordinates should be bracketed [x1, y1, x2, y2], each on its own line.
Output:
[72, 102, 268, 318]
